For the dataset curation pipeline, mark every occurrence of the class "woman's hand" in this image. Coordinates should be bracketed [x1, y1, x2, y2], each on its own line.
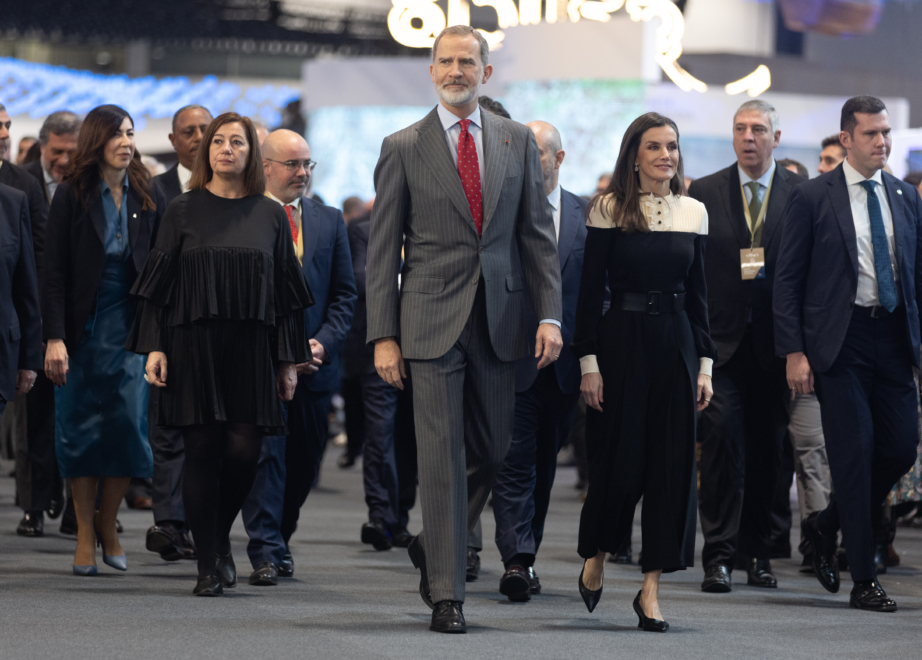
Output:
[581, 372, 604, 412]
[697, 373, 713, 412]
[276, 361, 297, 401]
[44, 339, 69, 387]
[146, 352, 169, 388]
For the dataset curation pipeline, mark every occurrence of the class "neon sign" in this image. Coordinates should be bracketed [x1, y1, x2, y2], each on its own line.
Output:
[387, 0, 772, 96]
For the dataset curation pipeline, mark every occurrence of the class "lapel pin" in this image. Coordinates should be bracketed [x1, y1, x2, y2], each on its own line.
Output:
[897, 189, 903, 195]
[505, 140, 509, 144]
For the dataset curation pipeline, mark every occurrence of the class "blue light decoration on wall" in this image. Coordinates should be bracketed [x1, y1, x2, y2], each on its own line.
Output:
[0, 57, 299, 130]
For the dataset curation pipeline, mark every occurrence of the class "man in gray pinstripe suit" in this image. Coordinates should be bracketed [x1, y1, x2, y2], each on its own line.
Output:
[366, 25, 563, 633]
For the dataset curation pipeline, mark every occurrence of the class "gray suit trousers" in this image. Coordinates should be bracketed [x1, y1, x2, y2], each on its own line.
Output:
[409, 283, 515, 603]
[787, 392, 830, 520]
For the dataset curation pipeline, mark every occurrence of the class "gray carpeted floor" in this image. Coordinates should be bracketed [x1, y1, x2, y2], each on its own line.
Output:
[1, 452, 920, 659]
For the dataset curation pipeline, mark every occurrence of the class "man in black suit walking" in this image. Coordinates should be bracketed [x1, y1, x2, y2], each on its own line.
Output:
[0, 104, 56, 538]
[689, 99, 805, 593]
[144, 104, 214, 562]
[0, 183, 41, 426]
[491, 120, 589, 602]
[775, 96, 921, 612]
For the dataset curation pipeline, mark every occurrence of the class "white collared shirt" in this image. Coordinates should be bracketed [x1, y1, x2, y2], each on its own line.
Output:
[547, 184, 561, 242]
[437, 103, 485, 186]
[738, 159, 775, 206]
[177, 162, 193, 193]
[43, 165, 58, 203]
[842, 159, 899, 307]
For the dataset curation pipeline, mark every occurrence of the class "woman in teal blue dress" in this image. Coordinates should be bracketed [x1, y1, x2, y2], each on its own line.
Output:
[42, 105, 165, 575]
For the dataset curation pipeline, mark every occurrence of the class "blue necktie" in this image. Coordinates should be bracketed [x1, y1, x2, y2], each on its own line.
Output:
[860, 180, 898, 312]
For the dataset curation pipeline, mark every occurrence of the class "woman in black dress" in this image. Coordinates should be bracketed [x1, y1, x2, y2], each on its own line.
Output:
[572, 113, 716, 631]
[126, 112, 313, 596]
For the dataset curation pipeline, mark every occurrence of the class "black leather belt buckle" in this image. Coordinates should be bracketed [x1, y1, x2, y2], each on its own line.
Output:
[647, 291, 662, 316]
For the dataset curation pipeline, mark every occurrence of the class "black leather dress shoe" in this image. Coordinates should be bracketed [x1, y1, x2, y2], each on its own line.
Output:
[46, 496, 64, 520]
[850, 580, 897, 612]
[337, 452, 356, 469]
[361, 518, 393, 551]
[466, 548, 480, 582]
[527, 567, 541, 595]
[279, 547, 294, 577]
[249, 562, 279, 586]
[801, 512, 840, 593]
[701, 564, 731, 593]
[633, 590, 668, 632]
[578, 563, 603, 613]
[799, 552, 816, 574]
[608, 541, 632, 564]
[17, 511, 44, 537]
[873, 543, 888, 574]
[146, 524, 184, 561]
[747, 558, 778, 588]
[499, 565, 531, 602]
[430, 601, 466, 634]
[408, 536, 434, 610]
[180, 528, 197, 560]
[391, 526, 414, 548]
[193, 575, 224, 597]
[215, 552, 237, 588]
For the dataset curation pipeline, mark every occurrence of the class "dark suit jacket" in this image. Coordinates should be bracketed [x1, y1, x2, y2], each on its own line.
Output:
[153, 164, 182, 205]
[516, 188, 588, 395]
[298, 197, 357, 392]
[344, 214, 375, 378]
[0, 161, 48, 277]
[23, 159, 51, 205]
[41, 180, 166, 350]
[0, 183, 43, 401]
[774, 164, 922, 373]
[689, 162, 805, 370]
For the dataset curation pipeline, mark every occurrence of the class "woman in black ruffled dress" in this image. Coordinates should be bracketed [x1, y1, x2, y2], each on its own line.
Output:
[572, 113, 716, 631]
[125, 113, 313, 596]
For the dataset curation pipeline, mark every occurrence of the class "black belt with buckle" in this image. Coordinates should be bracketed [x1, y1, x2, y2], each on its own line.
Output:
[853, 304, 900, 319]
[612, 291, 685, 316]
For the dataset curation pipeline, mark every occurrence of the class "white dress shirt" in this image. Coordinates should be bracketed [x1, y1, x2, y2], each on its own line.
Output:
[548, 183, 561, 242]
[842, 159, 899, 306]
[437, 103, 485, 185]
[738, 159, 775, 206]
[177, 162, 193, 193]
[43, 165, 58, 203]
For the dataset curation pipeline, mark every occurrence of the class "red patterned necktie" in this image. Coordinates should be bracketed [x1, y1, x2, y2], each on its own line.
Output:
[283, 204, 299, 243]
[457, 119, 483, 236]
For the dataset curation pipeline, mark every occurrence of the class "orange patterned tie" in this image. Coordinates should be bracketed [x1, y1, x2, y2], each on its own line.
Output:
[283, 204, 299, 243]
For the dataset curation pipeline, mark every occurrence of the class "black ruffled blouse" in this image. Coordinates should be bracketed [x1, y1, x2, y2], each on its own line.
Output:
[126, 189, 313, 431]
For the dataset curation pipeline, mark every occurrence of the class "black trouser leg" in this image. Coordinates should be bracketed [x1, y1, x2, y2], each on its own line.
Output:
[395, 374, 418, 530]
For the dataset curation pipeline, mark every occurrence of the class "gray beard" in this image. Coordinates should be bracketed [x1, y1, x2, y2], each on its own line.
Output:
[437, 81, 479, 107]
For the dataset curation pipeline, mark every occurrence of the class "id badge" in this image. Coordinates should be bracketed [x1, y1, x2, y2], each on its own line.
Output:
[740, 248, 765, 280]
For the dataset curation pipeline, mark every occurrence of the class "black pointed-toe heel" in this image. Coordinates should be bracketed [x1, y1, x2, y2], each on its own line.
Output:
[578, 562, 603, 613]
[633, 590, 669, 632]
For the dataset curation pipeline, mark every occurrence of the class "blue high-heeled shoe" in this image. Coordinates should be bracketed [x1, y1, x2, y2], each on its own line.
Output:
[73, 564, 98, 576]
[95, 524, 128, 571]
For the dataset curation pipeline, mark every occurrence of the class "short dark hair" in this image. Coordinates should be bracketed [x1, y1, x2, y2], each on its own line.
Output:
[821, 134, 842, 150]
[478, 96, 510, 119]
[841, 96, 887, 135]
[171, 104, 212, 133]
[778, 158, 809, 178]
[903, 172, 922, 188]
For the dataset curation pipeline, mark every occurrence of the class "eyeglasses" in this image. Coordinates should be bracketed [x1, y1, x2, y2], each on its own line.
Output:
[266, 158, 317, 172]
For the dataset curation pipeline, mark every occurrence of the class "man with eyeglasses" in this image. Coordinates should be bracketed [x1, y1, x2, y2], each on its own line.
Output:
[240, 129, 356, 586]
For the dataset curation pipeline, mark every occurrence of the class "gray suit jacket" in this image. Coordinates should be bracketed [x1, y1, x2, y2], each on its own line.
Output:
[366, 106, 562, 362]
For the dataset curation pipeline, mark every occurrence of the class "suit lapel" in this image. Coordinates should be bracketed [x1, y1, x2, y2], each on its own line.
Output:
[882, 172, 910, 283]
[89, 189, 106, 246]
[0, 161, 11, 186]
[415, 107, 478, 235]
[127, 188, 143, 255]
[300, 197, 320, 266]
[721, 165, 751, 249]
[480, 111, 510, 236]
[760, 166, 792, 252]
[557, 189, 580, 270]
[827, 166, 859, 277]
